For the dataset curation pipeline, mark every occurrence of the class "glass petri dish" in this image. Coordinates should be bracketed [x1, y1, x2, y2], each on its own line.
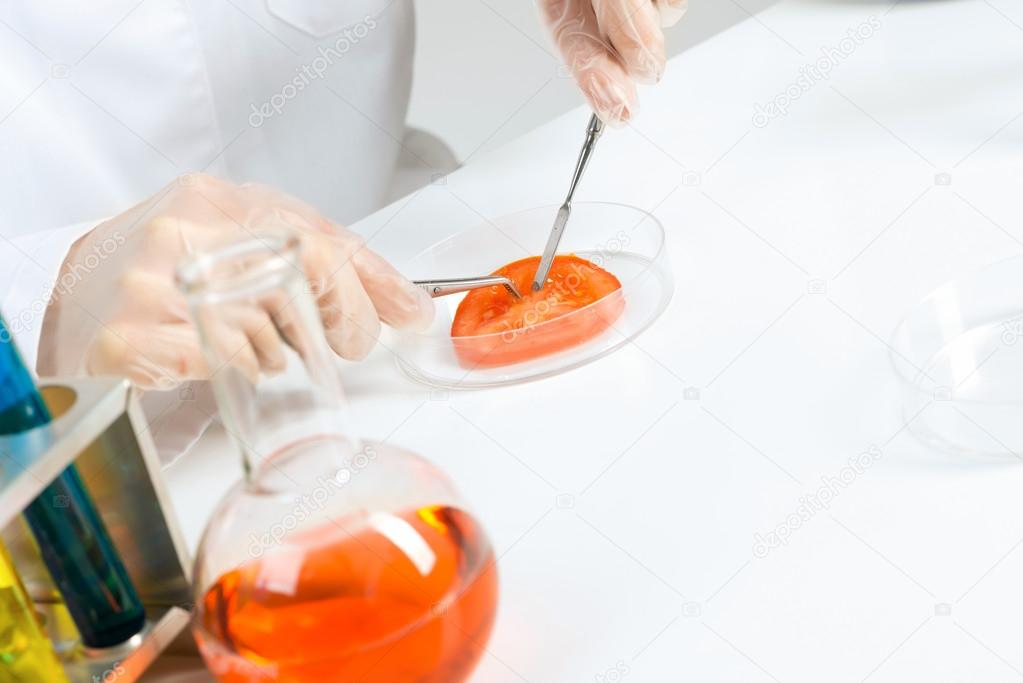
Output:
[891, 255, 1023, 459]
[394, 202, 673, 389]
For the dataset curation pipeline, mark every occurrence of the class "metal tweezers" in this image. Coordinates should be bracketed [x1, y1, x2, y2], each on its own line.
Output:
[414, 114, 604, 302]
[413, 276, 522, 300]
[531, 112, 605, 292]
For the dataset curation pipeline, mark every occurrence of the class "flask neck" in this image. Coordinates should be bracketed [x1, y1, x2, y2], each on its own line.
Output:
[178, 229, 359, 480]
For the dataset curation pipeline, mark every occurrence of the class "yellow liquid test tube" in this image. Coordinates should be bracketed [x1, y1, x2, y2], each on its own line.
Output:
[0, 540, 68, 683]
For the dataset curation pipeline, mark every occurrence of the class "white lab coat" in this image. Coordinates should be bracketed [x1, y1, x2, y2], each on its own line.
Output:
[0, 0, 415, 459]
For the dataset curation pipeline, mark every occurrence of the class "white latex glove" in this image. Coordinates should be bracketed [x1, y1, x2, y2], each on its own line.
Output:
[37, 173, 433, 390]
[539, 0, 687, 124]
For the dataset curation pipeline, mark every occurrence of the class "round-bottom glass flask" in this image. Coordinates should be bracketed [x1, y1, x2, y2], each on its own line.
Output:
[178, 229, 498, 682]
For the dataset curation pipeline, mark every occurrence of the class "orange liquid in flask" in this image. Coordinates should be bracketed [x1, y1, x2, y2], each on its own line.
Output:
[197, 506, 498, 682]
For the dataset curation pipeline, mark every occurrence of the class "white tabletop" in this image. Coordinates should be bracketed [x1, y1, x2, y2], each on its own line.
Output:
[159, 1, 1023, 680]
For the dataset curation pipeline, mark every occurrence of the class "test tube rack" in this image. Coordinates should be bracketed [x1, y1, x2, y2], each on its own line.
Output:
[0, 377, 195, 682]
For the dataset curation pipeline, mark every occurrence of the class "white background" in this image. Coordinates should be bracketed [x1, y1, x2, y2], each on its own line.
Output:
[160, 0, 1023, 681]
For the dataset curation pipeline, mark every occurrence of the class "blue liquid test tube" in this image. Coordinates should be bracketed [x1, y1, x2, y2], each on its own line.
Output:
[0, 317, 145, 648]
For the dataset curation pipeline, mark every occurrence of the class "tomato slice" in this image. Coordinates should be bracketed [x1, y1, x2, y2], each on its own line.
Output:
[450, 255, 624, 367]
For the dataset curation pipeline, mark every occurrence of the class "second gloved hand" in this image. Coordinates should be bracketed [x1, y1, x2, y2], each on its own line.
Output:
[539, 0, 687, 125]
[38, 173, 434, 389]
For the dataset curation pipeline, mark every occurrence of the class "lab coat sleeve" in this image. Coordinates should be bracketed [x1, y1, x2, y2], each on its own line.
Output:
[0, 219, 214, 466]
[0, 219, 99, 371]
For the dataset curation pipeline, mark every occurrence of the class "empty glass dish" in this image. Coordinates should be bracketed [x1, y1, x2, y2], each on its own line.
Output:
[891, 256, 1023, 458]
[394, 202, 673, 389]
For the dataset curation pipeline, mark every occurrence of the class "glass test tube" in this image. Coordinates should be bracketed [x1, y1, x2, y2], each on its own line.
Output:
[0, 539, 68, 682]
[0, 317, 145, 648]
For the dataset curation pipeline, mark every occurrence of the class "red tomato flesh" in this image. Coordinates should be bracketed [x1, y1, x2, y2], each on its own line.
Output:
[450, 255, 624, 367]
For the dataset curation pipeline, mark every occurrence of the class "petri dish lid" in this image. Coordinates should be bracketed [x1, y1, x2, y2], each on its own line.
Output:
[891, 255, 1023, 459]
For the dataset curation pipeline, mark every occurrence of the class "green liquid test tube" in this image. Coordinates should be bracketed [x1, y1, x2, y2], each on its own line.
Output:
[0, 317, 145, 648]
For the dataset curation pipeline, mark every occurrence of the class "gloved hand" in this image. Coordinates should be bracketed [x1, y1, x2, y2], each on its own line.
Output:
[37, 173, 433, 390]
[539, 0, 687, 124]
